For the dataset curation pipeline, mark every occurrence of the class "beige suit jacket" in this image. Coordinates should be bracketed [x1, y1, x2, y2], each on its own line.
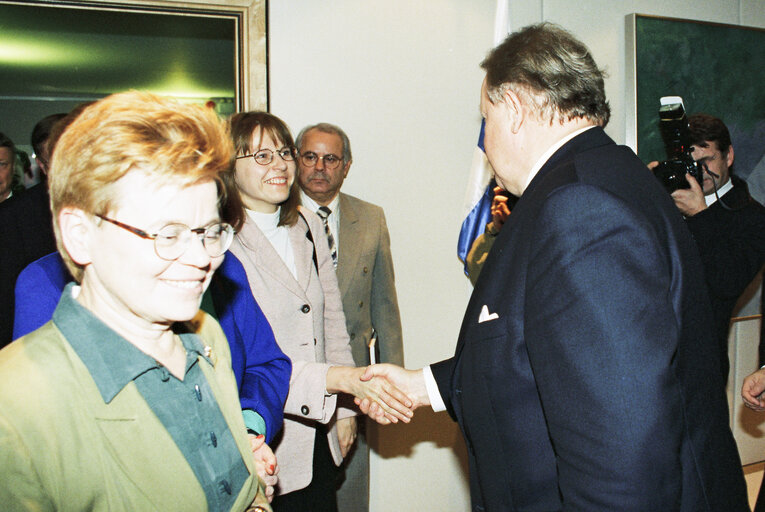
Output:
[336, 193, 404, 367]
[229, 207, 355, 495]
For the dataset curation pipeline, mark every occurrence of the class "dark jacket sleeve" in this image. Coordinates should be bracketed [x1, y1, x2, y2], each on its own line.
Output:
[430, 357, 457, 420]
[760, 278, 765, 367]
[684, 186, 765, 300]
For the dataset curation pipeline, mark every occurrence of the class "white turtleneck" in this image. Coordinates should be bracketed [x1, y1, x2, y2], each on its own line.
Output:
[246, 207, 297, 278]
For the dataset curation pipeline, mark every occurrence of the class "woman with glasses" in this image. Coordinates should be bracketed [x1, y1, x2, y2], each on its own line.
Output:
[0, 92, 272, 511]
[11, 108, 292, 503]
[224, 112, 411, 511]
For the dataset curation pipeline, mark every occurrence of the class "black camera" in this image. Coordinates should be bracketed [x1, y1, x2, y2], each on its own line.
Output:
[652, 96, 705, 193]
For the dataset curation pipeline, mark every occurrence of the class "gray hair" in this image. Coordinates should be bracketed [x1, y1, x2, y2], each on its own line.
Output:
[481, 22, 610, 127]
[296, 122, 352, 162]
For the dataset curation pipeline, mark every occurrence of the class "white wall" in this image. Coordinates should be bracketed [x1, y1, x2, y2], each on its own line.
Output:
[269, 3, 492, 509]
[267, 1, 765, 510]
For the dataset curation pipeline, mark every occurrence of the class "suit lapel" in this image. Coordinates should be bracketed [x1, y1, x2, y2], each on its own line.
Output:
[291, 207, 316, 292]
[456, 128, 615, 360]
[234, 215, 307, 300]
[337, 194, 362, 297]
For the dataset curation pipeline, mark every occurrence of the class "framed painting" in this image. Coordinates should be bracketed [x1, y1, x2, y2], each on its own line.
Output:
[625, 14, 765, 202]
[0, 0, 267, 154]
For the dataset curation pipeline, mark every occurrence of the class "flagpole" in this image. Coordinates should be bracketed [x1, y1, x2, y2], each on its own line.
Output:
[493, 0, 509, 45]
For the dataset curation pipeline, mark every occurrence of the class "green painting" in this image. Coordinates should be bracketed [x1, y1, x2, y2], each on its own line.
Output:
[632, 15, 765, 201]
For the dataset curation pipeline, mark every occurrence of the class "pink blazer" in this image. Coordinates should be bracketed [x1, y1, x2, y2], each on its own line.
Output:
[229, 206, 355, 495]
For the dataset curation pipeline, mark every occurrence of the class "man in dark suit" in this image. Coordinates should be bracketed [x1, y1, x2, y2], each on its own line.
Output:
[297, 122, 404, 512]
[0, 113, 66, 347]
[360, 22, 748, 511]
[667, 113, 765, 381]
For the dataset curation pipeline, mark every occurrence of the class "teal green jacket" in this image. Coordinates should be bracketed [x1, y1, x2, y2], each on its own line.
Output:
[0, 310, 270, 512]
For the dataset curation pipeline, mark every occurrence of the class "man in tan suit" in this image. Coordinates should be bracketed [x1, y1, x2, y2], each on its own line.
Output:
[297, 123, 404, 512]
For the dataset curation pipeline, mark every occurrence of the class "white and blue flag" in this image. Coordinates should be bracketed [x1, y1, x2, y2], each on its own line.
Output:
[457, 120, 493, 273]
[457, 1, 510, 274]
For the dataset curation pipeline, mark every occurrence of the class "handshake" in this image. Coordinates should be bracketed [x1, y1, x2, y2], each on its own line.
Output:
[251, 363, 430, 502]
[347, 364, 431, 424]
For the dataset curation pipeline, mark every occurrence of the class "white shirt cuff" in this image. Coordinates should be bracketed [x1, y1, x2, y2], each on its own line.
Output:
[423, 365, 447, 412]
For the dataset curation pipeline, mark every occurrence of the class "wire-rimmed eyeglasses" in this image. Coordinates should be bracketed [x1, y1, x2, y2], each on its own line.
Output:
[96, 215, 234, 261]
[299, 152, 343, 170]
[236, 147, 297, 166]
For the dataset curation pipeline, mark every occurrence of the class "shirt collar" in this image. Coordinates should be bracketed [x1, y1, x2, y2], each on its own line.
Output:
[704, 178, 734, 207]
[246, 206, 281, 231]
[523, 125, 597, 192]
[300, 190, 340, 216]
[52, 283, 211, 403]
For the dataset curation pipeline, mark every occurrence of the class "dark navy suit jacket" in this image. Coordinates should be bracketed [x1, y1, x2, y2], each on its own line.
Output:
[0, 183, 56, 347]
[431, 127, 747, 511]
[684, 175, 765, 380]
[13, 251, 291, 444]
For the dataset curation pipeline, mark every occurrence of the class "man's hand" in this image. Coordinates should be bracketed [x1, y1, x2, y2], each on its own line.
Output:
[354, 364, 429, 423]
[670, 174, 707, 217]
[248, 434, 278, 502]
[742, 368, 765, 411]
[336, 416, 357, 457]
[326, 366, 413, 424]
[490, 186, 511, 229]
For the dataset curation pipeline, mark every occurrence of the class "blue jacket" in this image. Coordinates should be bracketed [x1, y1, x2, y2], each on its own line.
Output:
[13, 251, 291, 443]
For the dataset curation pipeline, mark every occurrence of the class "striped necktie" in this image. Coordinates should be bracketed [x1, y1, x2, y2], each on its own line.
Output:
[316, 206, 338, 268]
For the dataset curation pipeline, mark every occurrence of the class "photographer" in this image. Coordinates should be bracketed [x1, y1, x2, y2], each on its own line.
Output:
[655, 113, 765, 381]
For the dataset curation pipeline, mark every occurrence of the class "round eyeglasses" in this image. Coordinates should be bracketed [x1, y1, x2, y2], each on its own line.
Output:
[236, 147, 296, 166]
[96, 215, 234, 261]
[299, 152, 343, 170]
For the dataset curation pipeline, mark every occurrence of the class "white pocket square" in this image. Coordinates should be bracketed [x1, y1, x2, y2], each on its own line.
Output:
[478, 305, 499, 323]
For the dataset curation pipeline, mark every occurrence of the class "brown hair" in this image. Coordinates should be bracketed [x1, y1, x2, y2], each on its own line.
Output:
[226, 111, 300, 227]
[689, 113, 732, 156]
[31, 113, 67, 173]
[49, 91, 234, 281]
[47, 103, 94, 163]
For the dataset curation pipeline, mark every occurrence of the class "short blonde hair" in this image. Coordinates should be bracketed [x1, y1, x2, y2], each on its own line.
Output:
[49, 91, 234, 281]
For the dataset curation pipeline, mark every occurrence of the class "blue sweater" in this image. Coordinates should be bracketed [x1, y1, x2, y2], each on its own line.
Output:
[13, 251, 291, 443]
